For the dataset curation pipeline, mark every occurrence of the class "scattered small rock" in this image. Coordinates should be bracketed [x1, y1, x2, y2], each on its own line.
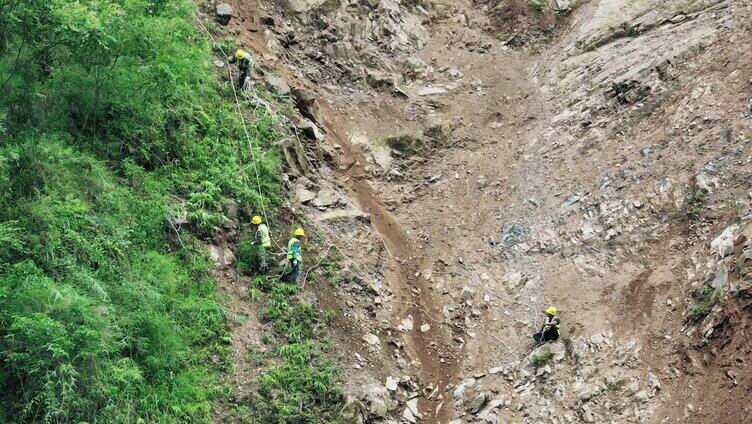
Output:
[363, 333, 380, 346]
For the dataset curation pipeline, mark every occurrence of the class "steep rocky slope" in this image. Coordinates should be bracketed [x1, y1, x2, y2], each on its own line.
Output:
[211, 0, 751, 422]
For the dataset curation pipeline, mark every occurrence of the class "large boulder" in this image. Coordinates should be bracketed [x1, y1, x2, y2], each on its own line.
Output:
[264, 73, 291, 96]
[337, 396, 365, 424]
[363, 384, 395, 418]
[711, 224, 739, 259]
[293, 87, 325, 126]
[214, 3, 234, 25]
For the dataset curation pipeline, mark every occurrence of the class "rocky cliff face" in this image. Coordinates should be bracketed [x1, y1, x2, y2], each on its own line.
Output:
[214, 0, 752, 422]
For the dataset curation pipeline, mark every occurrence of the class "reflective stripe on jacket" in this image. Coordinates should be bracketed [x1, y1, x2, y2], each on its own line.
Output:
[255, 224, 271, 248]
[230, 55, 252, 70]
[287, 237, 301, 262]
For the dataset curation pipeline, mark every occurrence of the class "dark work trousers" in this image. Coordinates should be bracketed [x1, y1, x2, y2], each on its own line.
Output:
[281, 259, 300, 284]
[257, 246, 268, 273]
[237, 67, 250, 90]
[533, 327, 559, 345]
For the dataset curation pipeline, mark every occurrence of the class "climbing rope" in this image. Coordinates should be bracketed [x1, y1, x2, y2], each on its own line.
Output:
[195, 16, 395, 288]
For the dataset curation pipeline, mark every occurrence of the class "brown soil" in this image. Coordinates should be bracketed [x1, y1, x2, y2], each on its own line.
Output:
[326, 120, 462, 421]
[213, 0, 752, 422]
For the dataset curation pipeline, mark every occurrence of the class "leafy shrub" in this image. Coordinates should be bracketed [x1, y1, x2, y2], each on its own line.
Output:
[529, 347, 553, 368]
[688, 283, 717, 323]
[0, 0, 283, 420]
[687, 189, 707, 219]
[527, 0, 547, 12]
[245, 278, 344, 423]
[237, 236, 266, 276]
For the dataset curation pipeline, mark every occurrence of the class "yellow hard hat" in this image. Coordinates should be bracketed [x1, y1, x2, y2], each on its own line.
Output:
[251, 215, 262, 225]
[546, 307, 557, 316]
[235, 49, 246, 59]
[294, 228, 305, 237]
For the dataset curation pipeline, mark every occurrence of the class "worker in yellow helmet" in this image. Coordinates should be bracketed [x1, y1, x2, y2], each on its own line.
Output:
[281, 228, 305, 284]
[228, 49, 253, 90]
[250, 215, 271, 272]
[533, 307, 561, 346]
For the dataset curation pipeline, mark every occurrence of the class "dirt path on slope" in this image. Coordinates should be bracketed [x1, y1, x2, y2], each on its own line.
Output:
[325, 120, 462, 422]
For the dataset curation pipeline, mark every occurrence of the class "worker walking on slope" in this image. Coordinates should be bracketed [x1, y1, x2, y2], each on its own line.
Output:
[533, 307, 561, 346]
[250, 215, 271, 272]
[229, 49, 253, 90]
[281, 228, 305, 284]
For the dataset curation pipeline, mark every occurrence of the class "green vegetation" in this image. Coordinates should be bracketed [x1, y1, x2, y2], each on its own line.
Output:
[0, 0, 283, 422]
[687, 189, 707, 219]
[237, 236, 267, 276]
[688, 282, 717, 322]
[529, 346, 553, 368]
[527, 0, 547, 12]
[241, 280, 343, 423]
[622, 22, 639, 38]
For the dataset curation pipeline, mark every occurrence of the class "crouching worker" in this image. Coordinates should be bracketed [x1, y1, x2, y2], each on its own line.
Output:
[229, 49, 253, 90]
[250, 215, 271, 272]
[281, 228, 305, 284]
[533, 307, 560, 346]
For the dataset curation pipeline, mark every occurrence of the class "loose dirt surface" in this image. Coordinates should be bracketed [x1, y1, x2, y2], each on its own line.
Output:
[216, 0, 752, 422]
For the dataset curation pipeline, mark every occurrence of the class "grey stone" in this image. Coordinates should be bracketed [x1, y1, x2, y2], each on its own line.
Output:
[368, 399, 388, 418]
[417, 85, 448, 96]
[264, 73, 291, 96]
[207, 245, 221, 264]
[580, 404, 594, 423]
[401, 56, 428, 78]
[424, 118, 455, 140]
[453, 377, 476, 398]
[503, 270, 524, 291]
[467, 392, 487, 414]
[312, 189, 342, 208]
[499, 224, 530, 247]
[215, 3, 233, 25]
[337, 396, 364, 424]
[711, 225, 739, 258]
[282, 0, 329, 13]
[549, 0, 574, 13]
[460, 286, 475, 301]
[293, 116, 325, 141]
[222, 247, 236, 266]
[385, 376, 398, 391]
[397, 315, 414, 332]
[295, 186, 316, 204]
[402, 407, 416, 423]
[406, 398, 420, 417]
[363, 333, 380, 346]
[365, 69, 396, 91]
[625, 381, 640, 396]
[572, 340, 589, 364]
[577, 385, 602, 402]
[316, 208, 371, 223]
[549, 341, 566, 362]
[710, 265, 729, 292]
[646, 372, 662, 396]
[293, 87, 325, 125]
[364, 384, 393, 417]
[477, 396, 506, 422]
[695, 170, 719, 194]
[612, 340, 641, 367]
